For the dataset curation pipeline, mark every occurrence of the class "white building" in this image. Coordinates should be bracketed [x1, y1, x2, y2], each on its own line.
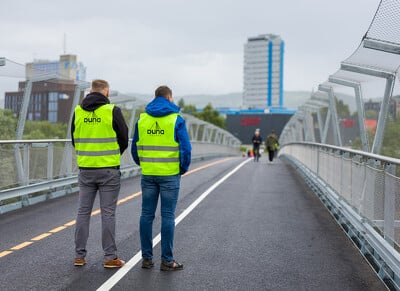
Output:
[243, 34, 284, 109]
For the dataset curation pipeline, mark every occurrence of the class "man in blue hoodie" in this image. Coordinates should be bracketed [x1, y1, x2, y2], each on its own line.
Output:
[131, 85, 191, 271]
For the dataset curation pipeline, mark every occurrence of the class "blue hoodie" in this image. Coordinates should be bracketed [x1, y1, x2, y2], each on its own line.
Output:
[131, 96, 192, 175]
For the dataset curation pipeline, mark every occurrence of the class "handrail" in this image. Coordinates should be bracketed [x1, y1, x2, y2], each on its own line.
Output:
[281, 142, 400, 165]
[279, 142, 400, 289]
[0, 139, 70, 144]
[0, 132, 241, 213]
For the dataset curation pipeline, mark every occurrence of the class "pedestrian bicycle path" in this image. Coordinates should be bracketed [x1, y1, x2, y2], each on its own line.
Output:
[99, 157, 385, 290]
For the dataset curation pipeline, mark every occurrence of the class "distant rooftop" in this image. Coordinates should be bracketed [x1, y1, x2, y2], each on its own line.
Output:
[216, 107, 296, 115]
[32, 59, 57, 63]
[248, 34, 281, 42]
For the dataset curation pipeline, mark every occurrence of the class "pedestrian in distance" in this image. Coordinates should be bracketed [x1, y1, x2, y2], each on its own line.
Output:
[71, 79, 129, 268]
[131, 85, 192, 271]
[252, 129, 262, 162]
[266, 130, 279, 163]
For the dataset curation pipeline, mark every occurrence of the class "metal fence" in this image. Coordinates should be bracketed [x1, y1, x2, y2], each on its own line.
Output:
[0, 114, 241, 213]
[279, 142, 400, 290]
[278, 1, 400, 289]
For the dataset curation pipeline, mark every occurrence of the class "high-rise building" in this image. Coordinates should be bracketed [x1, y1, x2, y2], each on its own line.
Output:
[4, 54, 86, 123]
[243, 34, 284, 109]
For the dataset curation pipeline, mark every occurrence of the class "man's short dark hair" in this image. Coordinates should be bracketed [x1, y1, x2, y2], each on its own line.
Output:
[91, 79, 109, 92]
[155, 86, 172, 98]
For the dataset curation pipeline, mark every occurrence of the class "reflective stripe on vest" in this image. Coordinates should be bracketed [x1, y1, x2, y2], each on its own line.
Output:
[137, 145, 179, 151]
[139, 157, 180, 162]
[137, 112, 180, 176]
[76, 149, 120, 156]
[74, 137, 117, 143]
[74, 104, 121, 168]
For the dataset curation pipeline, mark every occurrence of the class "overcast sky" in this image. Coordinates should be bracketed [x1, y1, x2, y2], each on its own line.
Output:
[0, 0, 381, 99]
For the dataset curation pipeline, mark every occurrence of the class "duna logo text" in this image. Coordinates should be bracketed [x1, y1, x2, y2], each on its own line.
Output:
[84, 117, 101, 123]
[147, 121, 164, 135]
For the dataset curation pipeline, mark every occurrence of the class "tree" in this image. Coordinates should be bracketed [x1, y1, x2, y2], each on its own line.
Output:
[121, 108, 132, 124]
[381, 118, 400, 158]
[0, 109, 18, 140]
[182, 104, 197, 115]
[194, 103, 226, 129]
[319, 98, 351, 117]
[365, 110, 379, 119]
[178, 98, 185, 109]
[177, 98, 197, 114]
[335, 98, 350, 117]
[174, 100, 226, 129]
[23, 120, 67, 139]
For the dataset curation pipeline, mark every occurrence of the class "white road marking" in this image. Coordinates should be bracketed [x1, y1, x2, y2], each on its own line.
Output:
[97, 158, 251, 291]
[0, 160, 233, 260]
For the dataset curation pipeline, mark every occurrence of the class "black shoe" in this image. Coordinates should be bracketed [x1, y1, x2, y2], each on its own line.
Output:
[160, 260, 184, 271]
[142, 258, 154, 269]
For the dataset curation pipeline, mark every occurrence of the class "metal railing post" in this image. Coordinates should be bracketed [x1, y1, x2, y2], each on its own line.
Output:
[47, 143, 54, 180]
[65, 142, 73, 176]
[321, 109, 331, 144]
[326, 86, 342, 146]
[16, 80, 32, 140]
[383, 163, 396, 245]
[194, 124, 200, 141]
[328, 77, 370, 152]
[371, 75, 395, 154]
[354, 84, 369, 152]
[316, 111, 323, 143]
[14, 80, 33, 185]
[14, 144, 24, 185]
[23, 143, 30, 185]
[128, 104, 137, 138]
[61, 84, 84, 177]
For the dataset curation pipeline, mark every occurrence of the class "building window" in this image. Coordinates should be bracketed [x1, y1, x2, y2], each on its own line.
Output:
[5, 96, 10, 109]
[48, 92, 58, 123]
[34, 94, 41, 111]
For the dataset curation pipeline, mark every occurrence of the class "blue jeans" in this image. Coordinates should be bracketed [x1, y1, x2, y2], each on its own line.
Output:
[140, 174, 181, 262]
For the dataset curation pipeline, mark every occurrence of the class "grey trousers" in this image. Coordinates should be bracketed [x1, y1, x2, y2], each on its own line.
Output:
[75, 168, 121, 260]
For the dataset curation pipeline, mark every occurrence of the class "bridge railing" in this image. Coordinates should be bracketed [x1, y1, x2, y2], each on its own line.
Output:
[279, 0, 400, 158]
[0, 117, 241, 213]
[279, 142, 400, 289]
[277, 1, 400, 288]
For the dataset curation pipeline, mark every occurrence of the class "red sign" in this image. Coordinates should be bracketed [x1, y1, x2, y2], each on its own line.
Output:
[342, 119, 354, 128]
[240, 117, 261, 126]
[365, 119, 377, 132]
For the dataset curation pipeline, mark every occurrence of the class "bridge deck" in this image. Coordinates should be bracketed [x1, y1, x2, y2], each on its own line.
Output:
[0, 157, 385, 290]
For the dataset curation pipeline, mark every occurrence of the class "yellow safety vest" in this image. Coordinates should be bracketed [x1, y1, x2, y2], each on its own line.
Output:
[137, 113, 180, 176]
[73, 104, 120, 167]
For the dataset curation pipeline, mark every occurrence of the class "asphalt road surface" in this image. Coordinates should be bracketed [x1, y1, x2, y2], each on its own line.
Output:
[0, 157, 385, 290]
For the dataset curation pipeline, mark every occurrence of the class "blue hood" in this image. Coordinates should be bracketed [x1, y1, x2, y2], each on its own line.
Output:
[131, 96, 192, 175]
[145, 96, 180, 117]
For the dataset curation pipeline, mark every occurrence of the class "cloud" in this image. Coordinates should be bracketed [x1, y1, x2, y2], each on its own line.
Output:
[0, 0, 382, 99]
[94, 51, 242, 95]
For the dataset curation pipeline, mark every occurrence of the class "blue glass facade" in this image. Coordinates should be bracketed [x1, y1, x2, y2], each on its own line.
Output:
[279, 41, 285, 107]
[268, 41, 273, 107]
